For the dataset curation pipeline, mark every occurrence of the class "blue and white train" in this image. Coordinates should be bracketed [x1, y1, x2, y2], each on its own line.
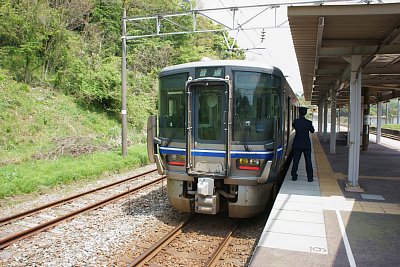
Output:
[147, 60, 299, 218]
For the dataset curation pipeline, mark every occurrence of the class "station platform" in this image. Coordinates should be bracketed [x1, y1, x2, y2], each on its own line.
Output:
[249, 134, 400, 267]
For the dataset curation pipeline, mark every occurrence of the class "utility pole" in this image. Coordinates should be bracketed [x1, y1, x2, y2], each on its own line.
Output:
[121, 8, 128, 157]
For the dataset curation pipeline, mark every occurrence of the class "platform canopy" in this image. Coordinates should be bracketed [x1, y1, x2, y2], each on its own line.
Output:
[288, 3, 400, 106]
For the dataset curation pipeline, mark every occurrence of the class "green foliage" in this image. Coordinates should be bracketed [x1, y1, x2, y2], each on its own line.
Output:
[1, 0, 243, 111]
[90, 0, 123, 56]
[0, 76, 124, 164]
[55, 55, 121, 110]
[0, 145, 148, 199]
[128, 39, 174, 74]
[382, 124, 400, 131]
[0, 1, 71, 83]
[0, 0, 248, 199]
[127, 0, 179, 15]
[370, 99, 399, 118]
[212, 34, 245, 60]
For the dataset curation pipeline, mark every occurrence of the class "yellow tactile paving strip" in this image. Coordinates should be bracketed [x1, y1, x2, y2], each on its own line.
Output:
[311, 133, 343, 197]
[311, 134, 400, 215]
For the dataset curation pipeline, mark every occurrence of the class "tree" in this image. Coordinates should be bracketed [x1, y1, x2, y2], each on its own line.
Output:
[0, 0, 246, 136]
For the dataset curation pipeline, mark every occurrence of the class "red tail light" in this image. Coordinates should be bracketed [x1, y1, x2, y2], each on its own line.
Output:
[167, 154, 185, 166]
[237, 158, 260, 171]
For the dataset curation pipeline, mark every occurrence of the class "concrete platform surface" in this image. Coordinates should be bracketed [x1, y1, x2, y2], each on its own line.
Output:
[249, 134, 400, 267]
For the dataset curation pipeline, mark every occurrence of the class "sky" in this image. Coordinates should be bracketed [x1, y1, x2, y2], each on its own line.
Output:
[197, 0, 400, 95]
[197, 0, 309, 95]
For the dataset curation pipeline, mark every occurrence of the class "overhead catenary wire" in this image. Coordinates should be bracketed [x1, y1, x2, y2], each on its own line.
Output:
[216, 0, 270, 63]
[205, 1, 284, 68]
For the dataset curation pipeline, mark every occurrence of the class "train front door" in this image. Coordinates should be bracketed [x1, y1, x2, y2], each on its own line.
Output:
[186, 80, 232, 178]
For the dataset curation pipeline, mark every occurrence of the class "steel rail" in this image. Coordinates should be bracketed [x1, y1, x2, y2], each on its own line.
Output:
[128, 215, 196, 267]
[0, 176, 165, 250]
[369, 130, 400, 141]
[0, 169, 157, 225]
[205, 222, 239, 267]
[129, 217, 239, 267]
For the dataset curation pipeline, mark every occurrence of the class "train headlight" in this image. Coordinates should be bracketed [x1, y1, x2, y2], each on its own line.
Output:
[236, 158, 260, 171]
[167, 154, 185, 166]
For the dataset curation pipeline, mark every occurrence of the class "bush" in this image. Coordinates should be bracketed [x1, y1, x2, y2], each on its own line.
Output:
[55, 56, 120, 111]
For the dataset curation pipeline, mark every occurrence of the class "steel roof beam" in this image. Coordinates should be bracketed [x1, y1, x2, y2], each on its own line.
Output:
[362, 79, 400, 85]
[314, 79, 337, 85]
[315, 25, 400, 98]
[363, 65, 400, 75]
[315, 68, 343, 75]
[311, 16, 324, 101]
[319, 45, 400, 57]
[363, 85, 400, 91]
[288, 3, 400, 16]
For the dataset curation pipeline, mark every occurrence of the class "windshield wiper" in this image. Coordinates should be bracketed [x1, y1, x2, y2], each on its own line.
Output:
[162, 116, 184, 147]
[235, 114, 251, 152]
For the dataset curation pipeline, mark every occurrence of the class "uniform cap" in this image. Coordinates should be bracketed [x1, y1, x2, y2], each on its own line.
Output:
[299, 106, 308, 116]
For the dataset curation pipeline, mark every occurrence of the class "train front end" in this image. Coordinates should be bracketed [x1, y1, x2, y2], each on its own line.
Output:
[147, 61, 288, 218]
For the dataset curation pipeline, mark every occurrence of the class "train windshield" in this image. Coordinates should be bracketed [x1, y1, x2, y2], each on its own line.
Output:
[233, 71, 280, 142]
[159, 73, 188, 140]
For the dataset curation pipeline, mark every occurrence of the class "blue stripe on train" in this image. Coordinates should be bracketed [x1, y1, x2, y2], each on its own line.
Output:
[159, 146, 282, 160]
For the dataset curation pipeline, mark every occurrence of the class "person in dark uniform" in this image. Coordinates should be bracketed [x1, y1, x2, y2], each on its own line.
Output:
[291, 107, 315, 182]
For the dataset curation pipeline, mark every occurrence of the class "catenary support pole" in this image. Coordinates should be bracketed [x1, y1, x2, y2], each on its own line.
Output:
[376, 101, 382, 144]
[347, 55, 363, 191]
[121, 8, 128, 157]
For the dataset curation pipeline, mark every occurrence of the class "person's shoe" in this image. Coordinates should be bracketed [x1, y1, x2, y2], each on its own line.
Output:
[308, 178, 314, 182]
[292, 177, 297, 181]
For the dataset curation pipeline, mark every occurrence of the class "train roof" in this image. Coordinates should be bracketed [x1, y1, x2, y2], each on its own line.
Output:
[159, 60, 284, 77]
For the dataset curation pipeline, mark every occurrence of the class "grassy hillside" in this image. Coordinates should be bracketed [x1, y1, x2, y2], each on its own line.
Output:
[1, 71, 125, 165]
[0, 0, 244, 200]
[0, 71, 148, 199]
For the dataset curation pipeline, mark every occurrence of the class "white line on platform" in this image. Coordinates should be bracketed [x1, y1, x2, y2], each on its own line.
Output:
[335, 209, 356, 267]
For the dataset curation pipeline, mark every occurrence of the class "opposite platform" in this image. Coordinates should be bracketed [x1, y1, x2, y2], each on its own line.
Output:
[249, 134, 400, 267]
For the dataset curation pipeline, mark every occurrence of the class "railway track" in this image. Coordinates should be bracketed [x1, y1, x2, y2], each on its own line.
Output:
[0, 169, 157, 225]
[128, 215, 239, 267]
[0, 169, 164, 250]
[370, 130, 400, 141]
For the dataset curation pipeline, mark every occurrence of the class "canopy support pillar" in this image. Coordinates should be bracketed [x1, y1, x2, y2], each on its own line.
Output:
[346, 55, 364, 192]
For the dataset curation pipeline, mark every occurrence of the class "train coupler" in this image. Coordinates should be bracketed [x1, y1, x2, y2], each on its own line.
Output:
[195, 178, 219, 215]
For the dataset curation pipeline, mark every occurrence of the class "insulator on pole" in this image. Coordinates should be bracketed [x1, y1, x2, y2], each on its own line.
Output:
[261, 28, 266, 42]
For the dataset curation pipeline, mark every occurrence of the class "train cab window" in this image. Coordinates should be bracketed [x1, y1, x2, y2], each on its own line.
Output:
[159, 73, 188, 140]
[233, 71, 280, 142]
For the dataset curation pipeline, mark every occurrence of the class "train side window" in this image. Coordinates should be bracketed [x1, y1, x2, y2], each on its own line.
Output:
[159, 73, 188, 140]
